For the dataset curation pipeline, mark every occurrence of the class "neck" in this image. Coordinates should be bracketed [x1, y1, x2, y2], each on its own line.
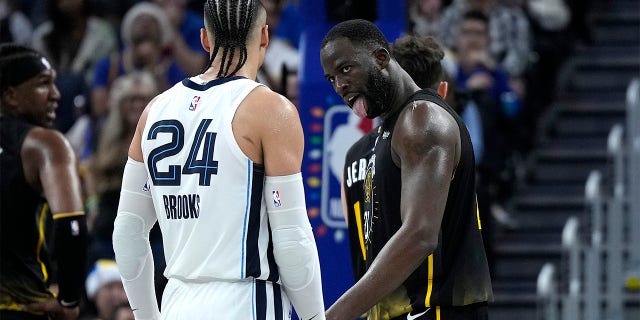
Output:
[381, 62, 421, 120]
[200, 49, 260, 81]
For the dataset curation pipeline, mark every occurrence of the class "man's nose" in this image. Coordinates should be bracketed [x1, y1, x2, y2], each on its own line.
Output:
[334, 77, 348, 94]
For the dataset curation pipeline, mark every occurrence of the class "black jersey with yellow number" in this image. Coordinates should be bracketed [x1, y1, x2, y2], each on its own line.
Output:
[343, 128, 378, 282]
[343, 89, 492, 319]
[0, 115, 54, 310]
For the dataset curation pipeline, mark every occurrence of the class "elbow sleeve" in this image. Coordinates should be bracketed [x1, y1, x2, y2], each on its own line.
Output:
[113, 158, 160, 320]
[265, 173, 326, 320]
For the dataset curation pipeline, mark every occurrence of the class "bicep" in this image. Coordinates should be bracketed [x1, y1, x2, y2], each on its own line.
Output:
[395, 109, 459, 236]
[128, 99, 154, 162]
[39, 135, 84, 214]
[261, 99, 304, 176]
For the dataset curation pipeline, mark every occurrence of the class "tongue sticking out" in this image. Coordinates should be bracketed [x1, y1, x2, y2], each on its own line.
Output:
[352, 97, 367, 119]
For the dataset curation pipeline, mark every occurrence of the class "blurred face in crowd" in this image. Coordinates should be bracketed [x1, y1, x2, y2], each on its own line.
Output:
[417, 0, 442, 17]
[119, 79, 156, 129]
[130, 14, 163, 66]
[95, 281, 128, 320]
[2, 68, 60, 128]
[456, 17, 489, 65]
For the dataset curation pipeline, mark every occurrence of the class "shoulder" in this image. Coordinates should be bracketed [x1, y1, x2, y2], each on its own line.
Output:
[394, 100, 460, 150]
[24, 127, 75, 163]
[244, 85, 299, 123]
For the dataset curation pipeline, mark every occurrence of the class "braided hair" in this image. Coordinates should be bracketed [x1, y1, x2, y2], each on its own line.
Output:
[203, 0, 261, 78]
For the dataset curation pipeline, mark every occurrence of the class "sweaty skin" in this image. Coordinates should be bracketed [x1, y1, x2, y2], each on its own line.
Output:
[322, 37, 463, 320]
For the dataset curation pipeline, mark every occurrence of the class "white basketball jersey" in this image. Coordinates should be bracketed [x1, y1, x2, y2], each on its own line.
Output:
[141, 76, 279, 283]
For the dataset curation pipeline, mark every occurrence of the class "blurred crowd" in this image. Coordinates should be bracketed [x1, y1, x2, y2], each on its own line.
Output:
[1, 0, 594, 318]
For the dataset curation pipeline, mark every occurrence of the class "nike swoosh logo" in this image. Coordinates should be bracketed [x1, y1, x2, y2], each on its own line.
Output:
[308, 313, 319, 320]
[406, 308, 430, 320]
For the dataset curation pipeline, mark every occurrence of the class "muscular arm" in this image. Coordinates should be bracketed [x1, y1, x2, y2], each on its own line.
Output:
[23, 128, 88, 311]
[326, 102, 461, 320]
[247, 88, 325, 319]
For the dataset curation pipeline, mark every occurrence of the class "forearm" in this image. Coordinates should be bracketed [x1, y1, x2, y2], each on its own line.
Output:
[113, 159, 160, 319]
[327, 227, 432, 320]
[265, 174, 325, 320]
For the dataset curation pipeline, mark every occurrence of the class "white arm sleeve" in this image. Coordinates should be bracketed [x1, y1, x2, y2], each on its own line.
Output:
[113, 158, 160, 320]
[264, 173, 326, 320]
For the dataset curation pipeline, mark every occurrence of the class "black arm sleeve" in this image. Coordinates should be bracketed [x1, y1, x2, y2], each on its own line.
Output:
[53, 214, 88, 307]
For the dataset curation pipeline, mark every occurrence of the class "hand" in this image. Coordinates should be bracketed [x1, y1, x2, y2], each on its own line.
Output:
[24, 299, 80, 320]
[466, 72, 494, 90]
[468, 50, 495, 70]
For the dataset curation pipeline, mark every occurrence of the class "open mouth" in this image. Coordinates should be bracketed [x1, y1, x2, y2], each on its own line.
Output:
[345, 94, 360, 108]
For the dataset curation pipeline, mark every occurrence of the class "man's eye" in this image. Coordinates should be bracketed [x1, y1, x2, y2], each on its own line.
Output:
[342, 66, 351, 73]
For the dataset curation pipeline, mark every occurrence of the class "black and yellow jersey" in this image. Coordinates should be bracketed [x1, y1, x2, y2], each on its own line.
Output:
[0, 115, 54, 312]
[342, 89, 493, 319]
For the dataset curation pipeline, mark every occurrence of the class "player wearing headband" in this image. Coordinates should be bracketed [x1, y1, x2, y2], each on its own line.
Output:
[0, 43, 88, 320]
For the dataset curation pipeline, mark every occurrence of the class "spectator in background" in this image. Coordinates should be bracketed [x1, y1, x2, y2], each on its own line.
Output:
[440, 0, 531, 95]
[83, 71, 163, 270]
[31, 0, 117, 132]
[154, 0, 207, 76]
[83, 260, 129, 320]
[408, 0, 444, 38]
[0, 0, 33, 45]
[453, 9, 519, 231]
[90, 2, 183, 120]
[518, 0, 572, 153]
[258, 0, 300, 103]
[109, 303, 134, 320]
[273, 0, 302, 49]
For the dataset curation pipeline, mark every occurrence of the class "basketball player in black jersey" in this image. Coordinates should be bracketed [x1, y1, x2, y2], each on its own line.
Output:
[0, 44, 88, 320]
[321, 20, 492, 320]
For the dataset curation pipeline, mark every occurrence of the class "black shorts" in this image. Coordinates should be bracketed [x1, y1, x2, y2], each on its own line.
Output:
[391, 302, 488, 320]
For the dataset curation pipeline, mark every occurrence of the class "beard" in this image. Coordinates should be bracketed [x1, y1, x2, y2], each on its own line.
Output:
[364, 67, 391, 119]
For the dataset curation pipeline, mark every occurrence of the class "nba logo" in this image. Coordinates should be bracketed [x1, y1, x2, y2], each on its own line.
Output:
[272, 190, 282, 207]
[142, 181, 151, 192]
[189, 96, 201, 111]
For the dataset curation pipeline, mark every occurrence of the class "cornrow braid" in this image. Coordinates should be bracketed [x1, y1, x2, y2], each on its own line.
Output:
[203, 0, 259, 78]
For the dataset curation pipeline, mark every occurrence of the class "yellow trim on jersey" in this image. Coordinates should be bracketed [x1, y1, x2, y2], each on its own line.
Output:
[425, 254, 434, 307]
[353, 201, 366, 261]
[52, 211, 85, 220]
[0, 301, 24, 311]
[436, 306, 441, 320]
[36, 204, 49, 281]
[476, 196, 482, 230]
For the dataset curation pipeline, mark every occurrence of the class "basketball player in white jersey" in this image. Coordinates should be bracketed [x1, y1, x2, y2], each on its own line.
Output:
[112, 1, 325, 319]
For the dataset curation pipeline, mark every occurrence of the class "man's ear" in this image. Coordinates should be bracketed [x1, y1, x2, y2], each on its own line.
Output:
[200, 28, 211, 53]
[260, 25, 269, 50]
[373, 47, 391, 68]
[2, 87, 19, 110]
[437, 81, 448, 99]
